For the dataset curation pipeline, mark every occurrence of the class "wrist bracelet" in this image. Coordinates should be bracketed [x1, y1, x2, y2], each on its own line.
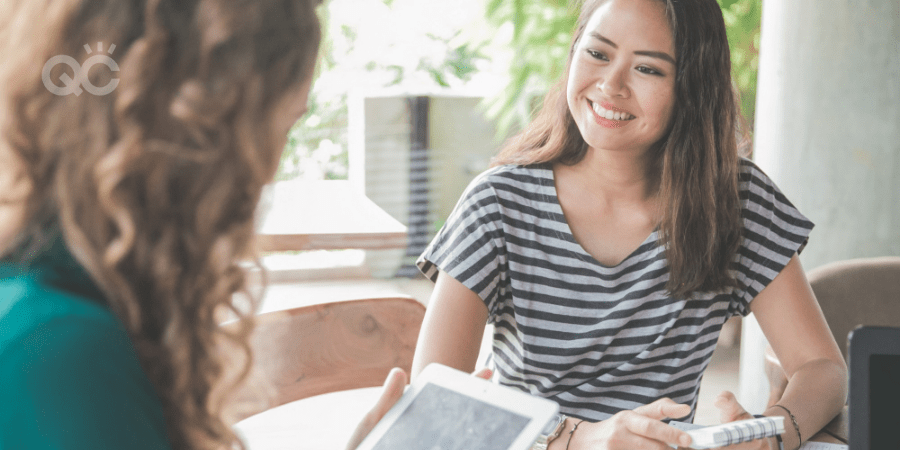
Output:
[565, 420, 584, 450]
[772, 404, 801, 445]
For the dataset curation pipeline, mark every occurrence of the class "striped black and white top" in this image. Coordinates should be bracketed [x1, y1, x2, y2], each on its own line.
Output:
[416, 158, 813, 422]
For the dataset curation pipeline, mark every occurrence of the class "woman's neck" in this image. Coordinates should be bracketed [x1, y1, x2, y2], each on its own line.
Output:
[564, 146, 657, 204]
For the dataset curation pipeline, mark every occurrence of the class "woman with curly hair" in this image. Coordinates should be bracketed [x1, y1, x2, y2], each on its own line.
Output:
[411, 0, 847, 449]
[0, 0, 407, 448]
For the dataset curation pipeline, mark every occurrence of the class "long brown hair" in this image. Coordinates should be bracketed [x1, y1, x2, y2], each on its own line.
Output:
[0, 0, 321, 448]
[493, 0, 745, 297]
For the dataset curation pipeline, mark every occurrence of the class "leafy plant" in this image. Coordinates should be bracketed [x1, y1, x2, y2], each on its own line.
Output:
[719, 0, 762, 128]
[482, 0, 577, 138]
[275, 0, 489, 181]
[275, 89, 349, 181]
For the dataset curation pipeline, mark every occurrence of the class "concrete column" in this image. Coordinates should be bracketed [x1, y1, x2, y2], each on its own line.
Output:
[738, 0, 900, 413]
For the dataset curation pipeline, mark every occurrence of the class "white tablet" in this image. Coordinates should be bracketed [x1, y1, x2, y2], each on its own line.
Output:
[354, 363, 560, 450]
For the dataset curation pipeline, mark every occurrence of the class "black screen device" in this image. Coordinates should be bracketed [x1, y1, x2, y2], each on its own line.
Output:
[848, 326, 900, 450]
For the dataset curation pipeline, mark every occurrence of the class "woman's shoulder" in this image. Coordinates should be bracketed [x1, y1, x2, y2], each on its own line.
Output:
[737, 157, 770, 184]
[467, 163, 555, 193]
[0, 271, 121, 358]
[734, 157, 813, 250]
[735, 157, 801, 208]
[736, 157, 794, 192]
[0, 272, 170, 449]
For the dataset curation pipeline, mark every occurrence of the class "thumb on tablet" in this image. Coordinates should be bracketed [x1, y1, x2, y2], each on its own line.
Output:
[345, 368, 408, 450]
[472, 367, 493, 380]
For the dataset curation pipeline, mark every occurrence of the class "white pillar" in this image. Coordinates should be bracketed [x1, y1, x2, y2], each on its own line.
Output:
[739, 0, 900, 413]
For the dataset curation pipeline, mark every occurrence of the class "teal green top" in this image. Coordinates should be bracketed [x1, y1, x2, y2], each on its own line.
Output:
[0, 236, 170, 449]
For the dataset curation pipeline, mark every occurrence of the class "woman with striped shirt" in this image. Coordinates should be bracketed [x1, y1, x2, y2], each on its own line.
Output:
[411, 0, 847, 449]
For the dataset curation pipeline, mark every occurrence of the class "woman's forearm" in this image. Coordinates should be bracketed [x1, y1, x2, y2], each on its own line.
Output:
[764, 357, 848, 450]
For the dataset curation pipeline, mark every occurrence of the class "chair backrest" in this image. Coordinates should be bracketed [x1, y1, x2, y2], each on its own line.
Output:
[809, 257, 900, 360]
[235, 296, 425, 419]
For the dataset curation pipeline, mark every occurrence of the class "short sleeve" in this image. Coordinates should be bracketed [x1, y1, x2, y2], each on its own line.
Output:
[417, 170, 507, 319]
[730, 159, 815, 316]
[0, 315, 171, 449]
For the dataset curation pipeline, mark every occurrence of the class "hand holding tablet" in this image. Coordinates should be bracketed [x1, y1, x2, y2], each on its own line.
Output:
[349, 364, 701, 450]
[352, 363, 559, 450]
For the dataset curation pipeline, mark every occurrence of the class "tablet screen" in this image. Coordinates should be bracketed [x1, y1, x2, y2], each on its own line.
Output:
[870, 354, 900, 448]
[369, 383, 531, 450]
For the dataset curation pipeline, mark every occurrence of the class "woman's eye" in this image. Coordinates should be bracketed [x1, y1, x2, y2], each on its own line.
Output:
[586, 50, 608, 61]
[637, 66, 662, 76]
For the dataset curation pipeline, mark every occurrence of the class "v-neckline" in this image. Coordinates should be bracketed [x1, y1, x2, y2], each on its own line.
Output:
[542, 165, 659, 270]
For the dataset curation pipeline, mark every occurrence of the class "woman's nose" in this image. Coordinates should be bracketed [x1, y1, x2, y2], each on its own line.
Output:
[596, 66, 629, 98]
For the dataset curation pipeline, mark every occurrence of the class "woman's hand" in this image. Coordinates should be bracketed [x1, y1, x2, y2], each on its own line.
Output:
[560, 398, 693, 450]
[345, 367, 493, 450]
[713, 391, 779, 450]
[345, 368, 408, 450]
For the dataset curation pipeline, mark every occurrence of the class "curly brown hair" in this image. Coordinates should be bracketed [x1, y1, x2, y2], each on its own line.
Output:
[493, 0, 747, 298]
[0, 0, 321, 448]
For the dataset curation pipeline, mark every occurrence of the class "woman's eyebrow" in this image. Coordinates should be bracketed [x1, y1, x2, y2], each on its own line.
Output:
[589, 31, 676, 65]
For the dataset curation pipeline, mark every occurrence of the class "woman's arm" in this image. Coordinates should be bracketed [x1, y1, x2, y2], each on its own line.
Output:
[750, 254, 848, 450]
[410, 270, 489, 379]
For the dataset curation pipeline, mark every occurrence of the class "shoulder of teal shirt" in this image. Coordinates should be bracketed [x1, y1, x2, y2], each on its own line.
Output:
[0, 235, 171, 449]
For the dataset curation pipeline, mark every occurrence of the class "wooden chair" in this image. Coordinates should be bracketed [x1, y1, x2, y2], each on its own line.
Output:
[230, 296, 425, 422]
[764, 257, 900, 407]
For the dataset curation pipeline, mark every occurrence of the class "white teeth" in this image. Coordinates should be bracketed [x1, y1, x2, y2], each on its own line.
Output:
[592, 101, 635, 121]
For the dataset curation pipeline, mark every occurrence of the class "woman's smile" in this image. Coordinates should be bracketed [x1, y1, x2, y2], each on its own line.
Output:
[590, 100, 636, 128]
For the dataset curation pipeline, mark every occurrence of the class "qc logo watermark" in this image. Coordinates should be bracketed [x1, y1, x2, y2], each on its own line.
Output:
[42, 42, 119, 96]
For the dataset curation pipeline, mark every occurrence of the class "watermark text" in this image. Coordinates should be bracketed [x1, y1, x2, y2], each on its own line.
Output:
[42, 42, 119, 96]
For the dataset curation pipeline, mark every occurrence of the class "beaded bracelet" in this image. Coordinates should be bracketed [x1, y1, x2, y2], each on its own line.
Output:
[772, 404, 801, 444]
[565, 420, 584, 450]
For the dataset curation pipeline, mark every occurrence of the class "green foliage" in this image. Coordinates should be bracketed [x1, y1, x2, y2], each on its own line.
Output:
[719, 0, 763, 127]
[483, 0, 577, 138]
[275, 89, 349, 181]
[414, 33, 488, 88]
[483, 0, 763, 138]
[275, 2, 347, 181]
[439, 42, 484, 82]
[275, 0, 487, 181]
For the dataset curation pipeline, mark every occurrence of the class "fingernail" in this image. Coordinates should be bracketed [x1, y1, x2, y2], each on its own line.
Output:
[681, 435, 692, 447]
[383, 367, 400, 385]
